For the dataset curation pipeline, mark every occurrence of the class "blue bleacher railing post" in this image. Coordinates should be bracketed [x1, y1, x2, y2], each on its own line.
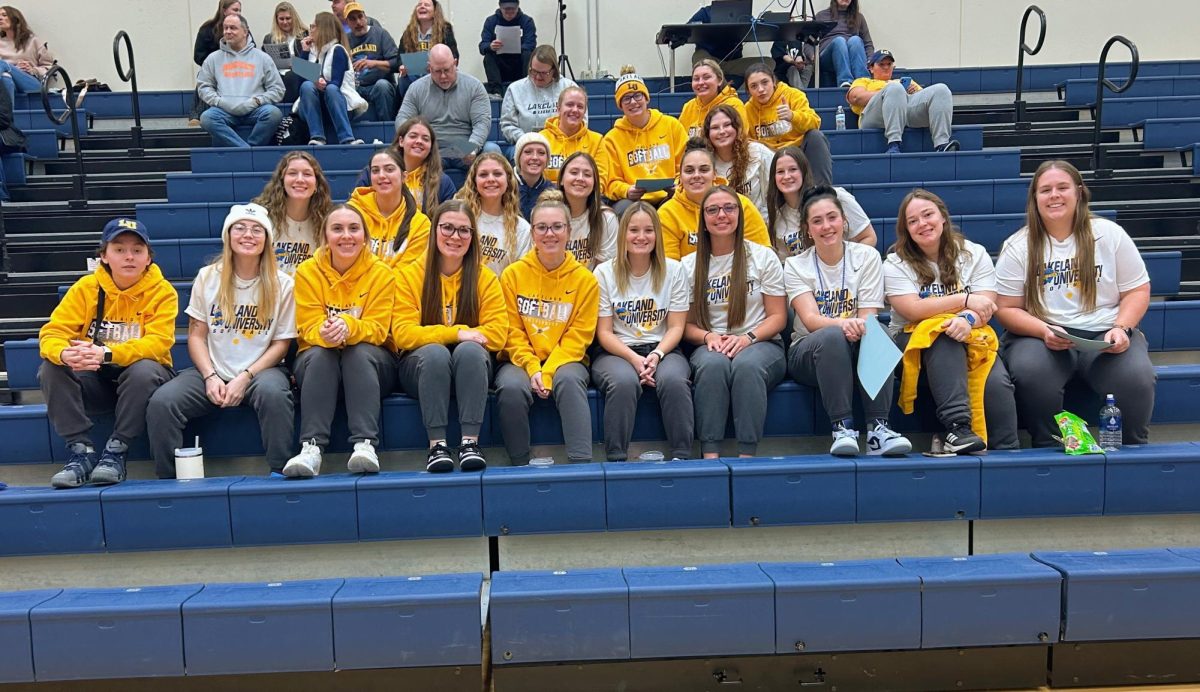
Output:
[113, 31, 144, 158]
[38, 65, 87, 209]
[1092, 36, 1139, 178]
[1013, 5, 1046, 131]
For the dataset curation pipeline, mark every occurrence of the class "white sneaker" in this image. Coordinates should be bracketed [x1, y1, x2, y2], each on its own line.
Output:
[830, 422, 860, 456]
[867, 420, 912, 457]
[348, 440, 380, 473]
[283, 440, 322, 477]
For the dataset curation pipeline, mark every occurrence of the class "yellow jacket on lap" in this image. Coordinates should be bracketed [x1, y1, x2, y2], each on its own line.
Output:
[899, 314, 997, 443]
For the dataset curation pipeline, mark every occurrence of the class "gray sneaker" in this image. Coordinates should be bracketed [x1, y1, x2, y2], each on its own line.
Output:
[51, 443, 96, 489]
[90, 440, 128, 485]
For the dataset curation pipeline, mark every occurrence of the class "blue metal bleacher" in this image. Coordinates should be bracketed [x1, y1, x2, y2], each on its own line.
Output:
[1140, 117, 1200, 150]
[1063, 75, 1200, 107]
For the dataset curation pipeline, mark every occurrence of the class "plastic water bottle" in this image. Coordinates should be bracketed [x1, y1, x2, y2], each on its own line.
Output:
[1098, 393, 1122, 451]
[835, 106, 846, 131]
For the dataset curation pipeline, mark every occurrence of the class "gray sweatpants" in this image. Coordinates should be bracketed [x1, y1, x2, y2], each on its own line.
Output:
[788, 325, 892, 426]
[894, 331, 1020, 450]
[494, 361, 593, 464]
[591, 350, 694, 460]
[690, 341, 786, 456]
[146, 366, 295, 477]
[397, 342, 493, 442]
[293, 343, 397, 448]
[39, 359, 173, 447]
[859, 82, 954, 147]
[800, 128, 833, 188]
[1001, 331, 1156, 448]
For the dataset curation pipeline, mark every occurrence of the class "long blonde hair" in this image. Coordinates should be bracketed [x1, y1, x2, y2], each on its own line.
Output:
[252, 151, 332, 249]
[1022, 160, 1097, 319]
[400, 0, 453, 52]
[689, 185, 748, 331]
[268, 2, 306, 43]
[214, 219, 282, 332]
[311, 11, 348, 53]
[456, 152, 522, 261]
[614, 202, 666, 295]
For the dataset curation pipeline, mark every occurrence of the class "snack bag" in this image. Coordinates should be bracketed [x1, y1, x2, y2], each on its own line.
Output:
[1055, 411, 1104, 455]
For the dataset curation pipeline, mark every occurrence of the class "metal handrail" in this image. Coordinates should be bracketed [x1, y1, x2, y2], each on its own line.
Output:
[1013, 5, 1046, 130]
[1092, 36, 1139, 178]
[113, 30, 144, 157]
[40, 65, 88, 209]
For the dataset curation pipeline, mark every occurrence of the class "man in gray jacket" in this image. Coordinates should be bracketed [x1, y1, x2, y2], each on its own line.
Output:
[197, 14, 286, 148]
[395, 44, 491, 171]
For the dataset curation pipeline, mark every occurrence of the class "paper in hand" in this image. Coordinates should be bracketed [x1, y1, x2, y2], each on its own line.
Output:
[290, 57, 321, 82]
[1048, 326, 1113, 352]
[495, 26, 522, 54]
[857, 316, 903, 400]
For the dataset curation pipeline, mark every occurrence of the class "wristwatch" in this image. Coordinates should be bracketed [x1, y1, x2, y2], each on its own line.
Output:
[1114, 324, 1134, 337]
[746, 332, 759, 344]
[957, 312, 976, 327]
[101, 346, 113, 364]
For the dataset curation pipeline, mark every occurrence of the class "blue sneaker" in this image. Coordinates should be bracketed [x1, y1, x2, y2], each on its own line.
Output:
[51, 443, 96, 489]
[269, 471, 286, 479]
[90, 440, 128, 485]
[885, 142, 902, 154]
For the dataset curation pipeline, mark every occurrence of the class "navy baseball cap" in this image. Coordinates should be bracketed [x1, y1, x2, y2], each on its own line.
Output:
[101, 217, 151, 245]
[868, 49, 895, 65]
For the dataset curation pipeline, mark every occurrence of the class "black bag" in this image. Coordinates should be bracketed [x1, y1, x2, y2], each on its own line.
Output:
[274, 114, 310, 146]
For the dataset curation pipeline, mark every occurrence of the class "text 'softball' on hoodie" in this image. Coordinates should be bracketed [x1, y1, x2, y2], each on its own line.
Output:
[539, 115, 603, 184]
[292, 246, 396, 352]
[599, 108, 689, 206]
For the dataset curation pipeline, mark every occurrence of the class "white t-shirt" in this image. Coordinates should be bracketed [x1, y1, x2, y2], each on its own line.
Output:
[683, 241, 785, 335]
[883, 239, 996, 331]
[773, 187, 872, 257]
[477, 212, 532, 276]
[995, 217, 1149, 331]
[186, 265, 298, 381]
[715, 141, 774, 220]
[274, 217, 316, 276]
[784, 241, 884, 342]
[596, 258, 690, 346]
[567, 209, 618, 269]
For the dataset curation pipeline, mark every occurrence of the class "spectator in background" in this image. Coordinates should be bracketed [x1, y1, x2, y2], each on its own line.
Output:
[262, 2, 308, 104]
[329, 0, 374, 33]
[0, 6, 54, 102]
[814, 0, 873, 88]
[743, 63, 833, 187]
[396, 43, 491, 172]
[197, 14, 284, 148]
[685, 3, 769, 88]
[539, 85, 602, 184]
[847, 49, 958, 154]
[190, 0, 244, 125]
[498, 44, 573, 159]
[479, 0, 536, 98]
[295, 11, 364, 146]
[771, 31, 815, 89]
[401, 0, 458, 57]
[344, 1, 399, 121]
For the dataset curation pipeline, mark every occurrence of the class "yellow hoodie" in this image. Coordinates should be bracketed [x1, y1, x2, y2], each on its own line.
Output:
[540, 116, 604, 184]
[347, 186, 432, 270]
[293, 246, 396, 352]
[848, 77, 925, 116]
[678, 85, 749, 139]
[599, 108, 689, 206]
[392, 261, 508, 352]
[500, 250, 599, 389]
[40, 264, 177, 368]
[744, 82, 822, 150]
[658, 190, 772, 260]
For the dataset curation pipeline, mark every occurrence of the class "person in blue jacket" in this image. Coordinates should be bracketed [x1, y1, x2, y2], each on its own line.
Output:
[478, 0, 536, 97]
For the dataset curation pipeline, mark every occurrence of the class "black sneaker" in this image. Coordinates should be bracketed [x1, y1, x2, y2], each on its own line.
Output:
[425, 442, 455, 473]
[934, 139, 961, 153]
[90, 442, 128, 485]
[943, 423, 986, 454]
[457, 441, 487, 472]
[51, 444, 96, 489]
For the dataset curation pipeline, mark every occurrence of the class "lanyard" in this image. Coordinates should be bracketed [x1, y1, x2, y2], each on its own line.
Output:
[813, 242, 847, 318]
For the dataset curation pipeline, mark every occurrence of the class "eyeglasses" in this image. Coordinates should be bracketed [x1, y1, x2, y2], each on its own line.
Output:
[703, 203, 739, 217]
[437, 222, 473, 238]
[620, 92, 646, 105]
[429, 66, 454, 76]
[529, 66, 553, 78]
[230, 223, 266, 237]
[532, 222, 568, 235]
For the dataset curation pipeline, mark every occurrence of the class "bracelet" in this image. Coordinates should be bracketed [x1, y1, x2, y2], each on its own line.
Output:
[649, 349, 665, 361]
[703, 331, 713, 345]
[242, 368, 255, 380]
[203, 372, 219, 382]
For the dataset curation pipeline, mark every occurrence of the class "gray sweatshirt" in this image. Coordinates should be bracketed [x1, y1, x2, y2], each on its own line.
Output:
[395, 71, 492, 151]
[197, 39, 286, 116]
[500, 75, 575, 144]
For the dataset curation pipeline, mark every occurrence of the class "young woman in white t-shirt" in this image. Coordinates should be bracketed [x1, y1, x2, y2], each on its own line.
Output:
[146, 203, 297, 477]
[592, 202, 693, 460]
[995, 160, 1154, 447]
[884, 189, 1018, 452]
[683, 185, 788, 458]
[766, 146, 876, 258]
[784, 186, 911, 457]
[703, 105, 774, 220]
[456, 152, 531, 276]
[558, 151, 618, 270]
[252, 151, 332, 276]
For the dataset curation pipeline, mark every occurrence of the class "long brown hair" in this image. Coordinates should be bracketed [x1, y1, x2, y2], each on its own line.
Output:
[252, 151, 332, 249]
[703, 105, 750, 197]
[766, 147, 812, 257]
[828, 0, 862, 31]
[420, 200, 481, 327]
[798, 185, 847, 253]
[214, 211, 281, 330]
[615, 202, 666, 295]
[558, 151, 609, 269]
[456, 152, 522, 261]
[894, 189, 966, 291]
[366, 148, 420, 253]
[393, 117, 445, 215]
[400, 0, 453, 52]
[205, 0, 241, 43]
[0, 5, 33, 48]
[690, 185, 748, 330]
[1023, 160, 1097, 318]
[311, 11, 348, 52]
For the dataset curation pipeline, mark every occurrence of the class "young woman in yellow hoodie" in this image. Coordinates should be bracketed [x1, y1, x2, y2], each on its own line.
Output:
[348, 148, 433, 270]
[600, 70, 689, 212]
[393, 200, 508, 473]
[39, 218, 177, 488]
[743, 63, 833, 187]
[284, 205, 398, 478]
[658, 141, 771, 260]
[495, 190, 600, 464]
[539, 85, 602, 184]
[678, 59, 748, 139]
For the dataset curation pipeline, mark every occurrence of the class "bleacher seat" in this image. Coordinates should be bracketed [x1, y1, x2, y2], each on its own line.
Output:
[1063, 75, 1200, 107]
[1141, 117, 1200, 150]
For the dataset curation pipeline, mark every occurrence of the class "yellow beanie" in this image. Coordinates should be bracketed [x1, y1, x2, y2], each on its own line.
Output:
[614, 72, 649, 108]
